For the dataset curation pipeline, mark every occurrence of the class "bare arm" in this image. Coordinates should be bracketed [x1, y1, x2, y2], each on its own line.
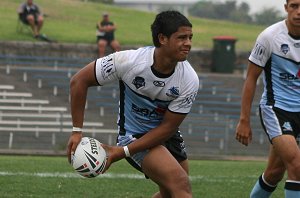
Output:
[103, 110, 187, 170]
[129, 111, 186, 154]
[67, 61, 99, 162]
[235, 62, 263, 146]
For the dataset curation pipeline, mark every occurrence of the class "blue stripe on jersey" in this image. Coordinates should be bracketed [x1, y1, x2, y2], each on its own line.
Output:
[118, 81, 170, 136]
[261, 53, 300, 111]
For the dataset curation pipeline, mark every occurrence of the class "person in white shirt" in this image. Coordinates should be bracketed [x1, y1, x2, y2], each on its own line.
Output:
[67, 10, 199, 198]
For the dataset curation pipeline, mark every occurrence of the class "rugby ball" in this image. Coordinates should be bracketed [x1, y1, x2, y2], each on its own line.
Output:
[71, 137, 107, 178]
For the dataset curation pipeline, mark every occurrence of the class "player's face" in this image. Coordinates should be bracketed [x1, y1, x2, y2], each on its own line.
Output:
[285, 0, 300, 28]
[165, 26, 193, 62]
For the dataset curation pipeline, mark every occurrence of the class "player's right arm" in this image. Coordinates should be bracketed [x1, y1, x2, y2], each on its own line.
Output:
[235, 62, 263, 146]
[67, 61, 99, 163]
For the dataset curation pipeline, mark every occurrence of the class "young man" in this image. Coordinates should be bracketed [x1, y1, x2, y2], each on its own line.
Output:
[17, 0, 44, 38]
[235, 0, 300, 197]
[67, 11, 199, 197]
[96, 13, 121, 57]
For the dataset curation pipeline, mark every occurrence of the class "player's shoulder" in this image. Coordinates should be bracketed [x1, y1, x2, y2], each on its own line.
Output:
[114, 46, 154, 63]
[177, 61, 199, 86]
[259, 20, 286, 39]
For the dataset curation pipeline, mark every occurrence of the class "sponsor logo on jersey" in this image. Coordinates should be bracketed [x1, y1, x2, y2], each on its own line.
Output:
[131, 103, 166, 120]
[251, 43, 266, 61]
[279, 72, 300, 89]
[178, 91, 197, 108]
[279, 72, 299, 80]
[132, 76, 145, 89]
[153, 81, 165, 87]
[166, 86, 179, 98]
[100, 54, 116, 79]
[294, 43, 300, 48]
[281, 44, 290, 55]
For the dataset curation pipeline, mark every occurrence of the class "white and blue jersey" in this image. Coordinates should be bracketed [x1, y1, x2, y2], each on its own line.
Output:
[249, 20, 300, 112]
[95, 46, 199, 136]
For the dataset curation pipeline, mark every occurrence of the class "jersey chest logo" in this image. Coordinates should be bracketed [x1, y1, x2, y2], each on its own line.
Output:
[280, 44, 290, 55]
[166, 86, 179, 98]
[132, 76, 145, 89]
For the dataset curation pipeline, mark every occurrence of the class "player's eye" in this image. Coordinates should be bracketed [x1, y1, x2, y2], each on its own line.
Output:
[290, 3, 299, 9]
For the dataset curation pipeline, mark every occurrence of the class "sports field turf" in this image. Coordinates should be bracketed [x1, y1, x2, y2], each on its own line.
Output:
[0, 155, 285, 197]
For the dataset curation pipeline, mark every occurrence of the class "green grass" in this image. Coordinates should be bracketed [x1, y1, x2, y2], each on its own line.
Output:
[0, 0, 265, 51]
[0, 155, 286, 197]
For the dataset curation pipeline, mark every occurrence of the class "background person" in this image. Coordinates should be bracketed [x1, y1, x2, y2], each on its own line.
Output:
[67, 10, 198, 197]
[17, 0, 44, 38]
[96, 13, 120, 57]
[235, 0, 300, 197]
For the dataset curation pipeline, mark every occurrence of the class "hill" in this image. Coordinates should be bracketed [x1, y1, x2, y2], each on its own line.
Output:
[0, 0, 266, 50]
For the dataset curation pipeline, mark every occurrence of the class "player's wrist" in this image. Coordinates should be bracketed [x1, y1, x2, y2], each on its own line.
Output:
[72, 127, 82, 133]
[123, 146, 131, 157]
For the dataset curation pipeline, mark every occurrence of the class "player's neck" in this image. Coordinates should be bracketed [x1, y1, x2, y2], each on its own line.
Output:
[153, 48, 177, 75]
[286, 20, 300, 38]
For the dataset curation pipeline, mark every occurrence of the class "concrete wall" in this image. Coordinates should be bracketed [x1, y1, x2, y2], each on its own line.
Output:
[0, 41, 249, 73]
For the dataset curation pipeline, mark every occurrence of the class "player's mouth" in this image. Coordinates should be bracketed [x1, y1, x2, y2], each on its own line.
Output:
[181, 49, 190, 54]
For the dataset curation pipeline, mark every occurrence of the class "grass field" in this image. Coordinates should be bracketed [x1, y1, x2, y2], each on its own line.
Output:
[0, 155, 286, 197]
[0, 0, 266, 50]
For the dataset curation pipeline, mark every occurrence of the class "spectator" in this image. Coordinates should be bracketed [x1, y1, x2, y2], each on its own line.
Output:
[17, 0, 44, 39]
[96, 12, 120, 57]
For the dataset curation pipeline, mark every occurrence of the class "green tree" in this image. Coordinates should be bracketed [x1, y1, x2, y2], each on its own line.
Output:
[189, 0, 251, 23]
[254, 7, 284, 25]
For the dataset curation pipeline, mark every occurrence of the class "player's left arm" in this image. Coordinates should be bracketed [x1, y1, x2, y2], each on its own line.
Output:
[102, 111, 186, 172]
[128, 110, 187, 153]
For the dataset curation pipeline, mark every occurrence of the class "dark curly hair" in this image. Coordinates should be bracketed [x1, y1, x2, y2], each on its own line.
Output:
[151, 10, 192, 47]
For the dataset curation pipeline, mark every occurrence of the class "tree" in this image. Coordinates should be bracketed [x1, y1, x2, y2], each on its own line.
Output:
[254, 7, 284, 25]
[188, 0, 251, 23]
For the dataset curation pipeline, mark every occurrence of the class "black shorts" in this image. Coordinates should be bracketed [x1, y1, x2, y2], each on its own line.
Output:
[259, 105, 300, 143]
[121, 131, 187, 176]
[97, 36, 114, 44]
[20, 14, 38, 25]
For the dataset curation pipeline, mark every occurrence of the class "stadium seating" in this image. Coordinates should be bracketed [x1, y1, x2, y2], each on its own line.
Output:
[0, 54, 268, 157]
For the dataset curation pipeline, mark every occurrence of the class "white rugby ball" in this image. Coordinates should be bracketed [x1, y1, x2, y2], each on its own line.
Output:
[71, 137, 107, 178]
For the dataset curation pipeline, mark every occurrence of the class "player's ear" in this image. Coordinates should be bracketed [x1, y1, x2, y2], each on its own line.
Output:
[158, 33, 168, 46]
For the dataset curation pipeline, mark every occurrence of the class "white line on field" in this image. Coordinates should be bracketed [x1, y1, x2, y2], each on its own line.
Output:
[0, 171, 257, 182]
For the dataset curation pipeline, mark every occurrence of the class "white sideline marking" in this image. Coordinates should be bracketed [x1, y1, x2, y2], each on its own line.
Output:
[0, 171, 256, 181]
[0, 171, 144, 179]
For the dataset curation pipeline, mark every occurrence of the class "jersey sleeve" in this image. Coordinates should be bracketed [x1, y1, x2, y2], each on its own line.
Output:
[94, 51, 132, 85]
[168, 70, 199, 114]
[248, 30, 272, 67]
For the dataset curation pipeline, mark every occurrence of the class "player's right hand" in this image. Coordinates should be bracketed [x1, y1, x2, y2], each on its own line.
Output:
[66, 132, 83, 163]
[101, 144, 125, 173]
[235, 120, 252, 146]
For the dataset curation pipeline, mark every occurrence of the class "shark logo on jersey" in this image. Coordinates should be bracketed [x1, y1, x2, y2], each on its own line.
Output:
[281, 44, 290, 55]
[282, 122, 293, 132]
[132, 76, 145, 89]
[166, 86, 179, 98]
